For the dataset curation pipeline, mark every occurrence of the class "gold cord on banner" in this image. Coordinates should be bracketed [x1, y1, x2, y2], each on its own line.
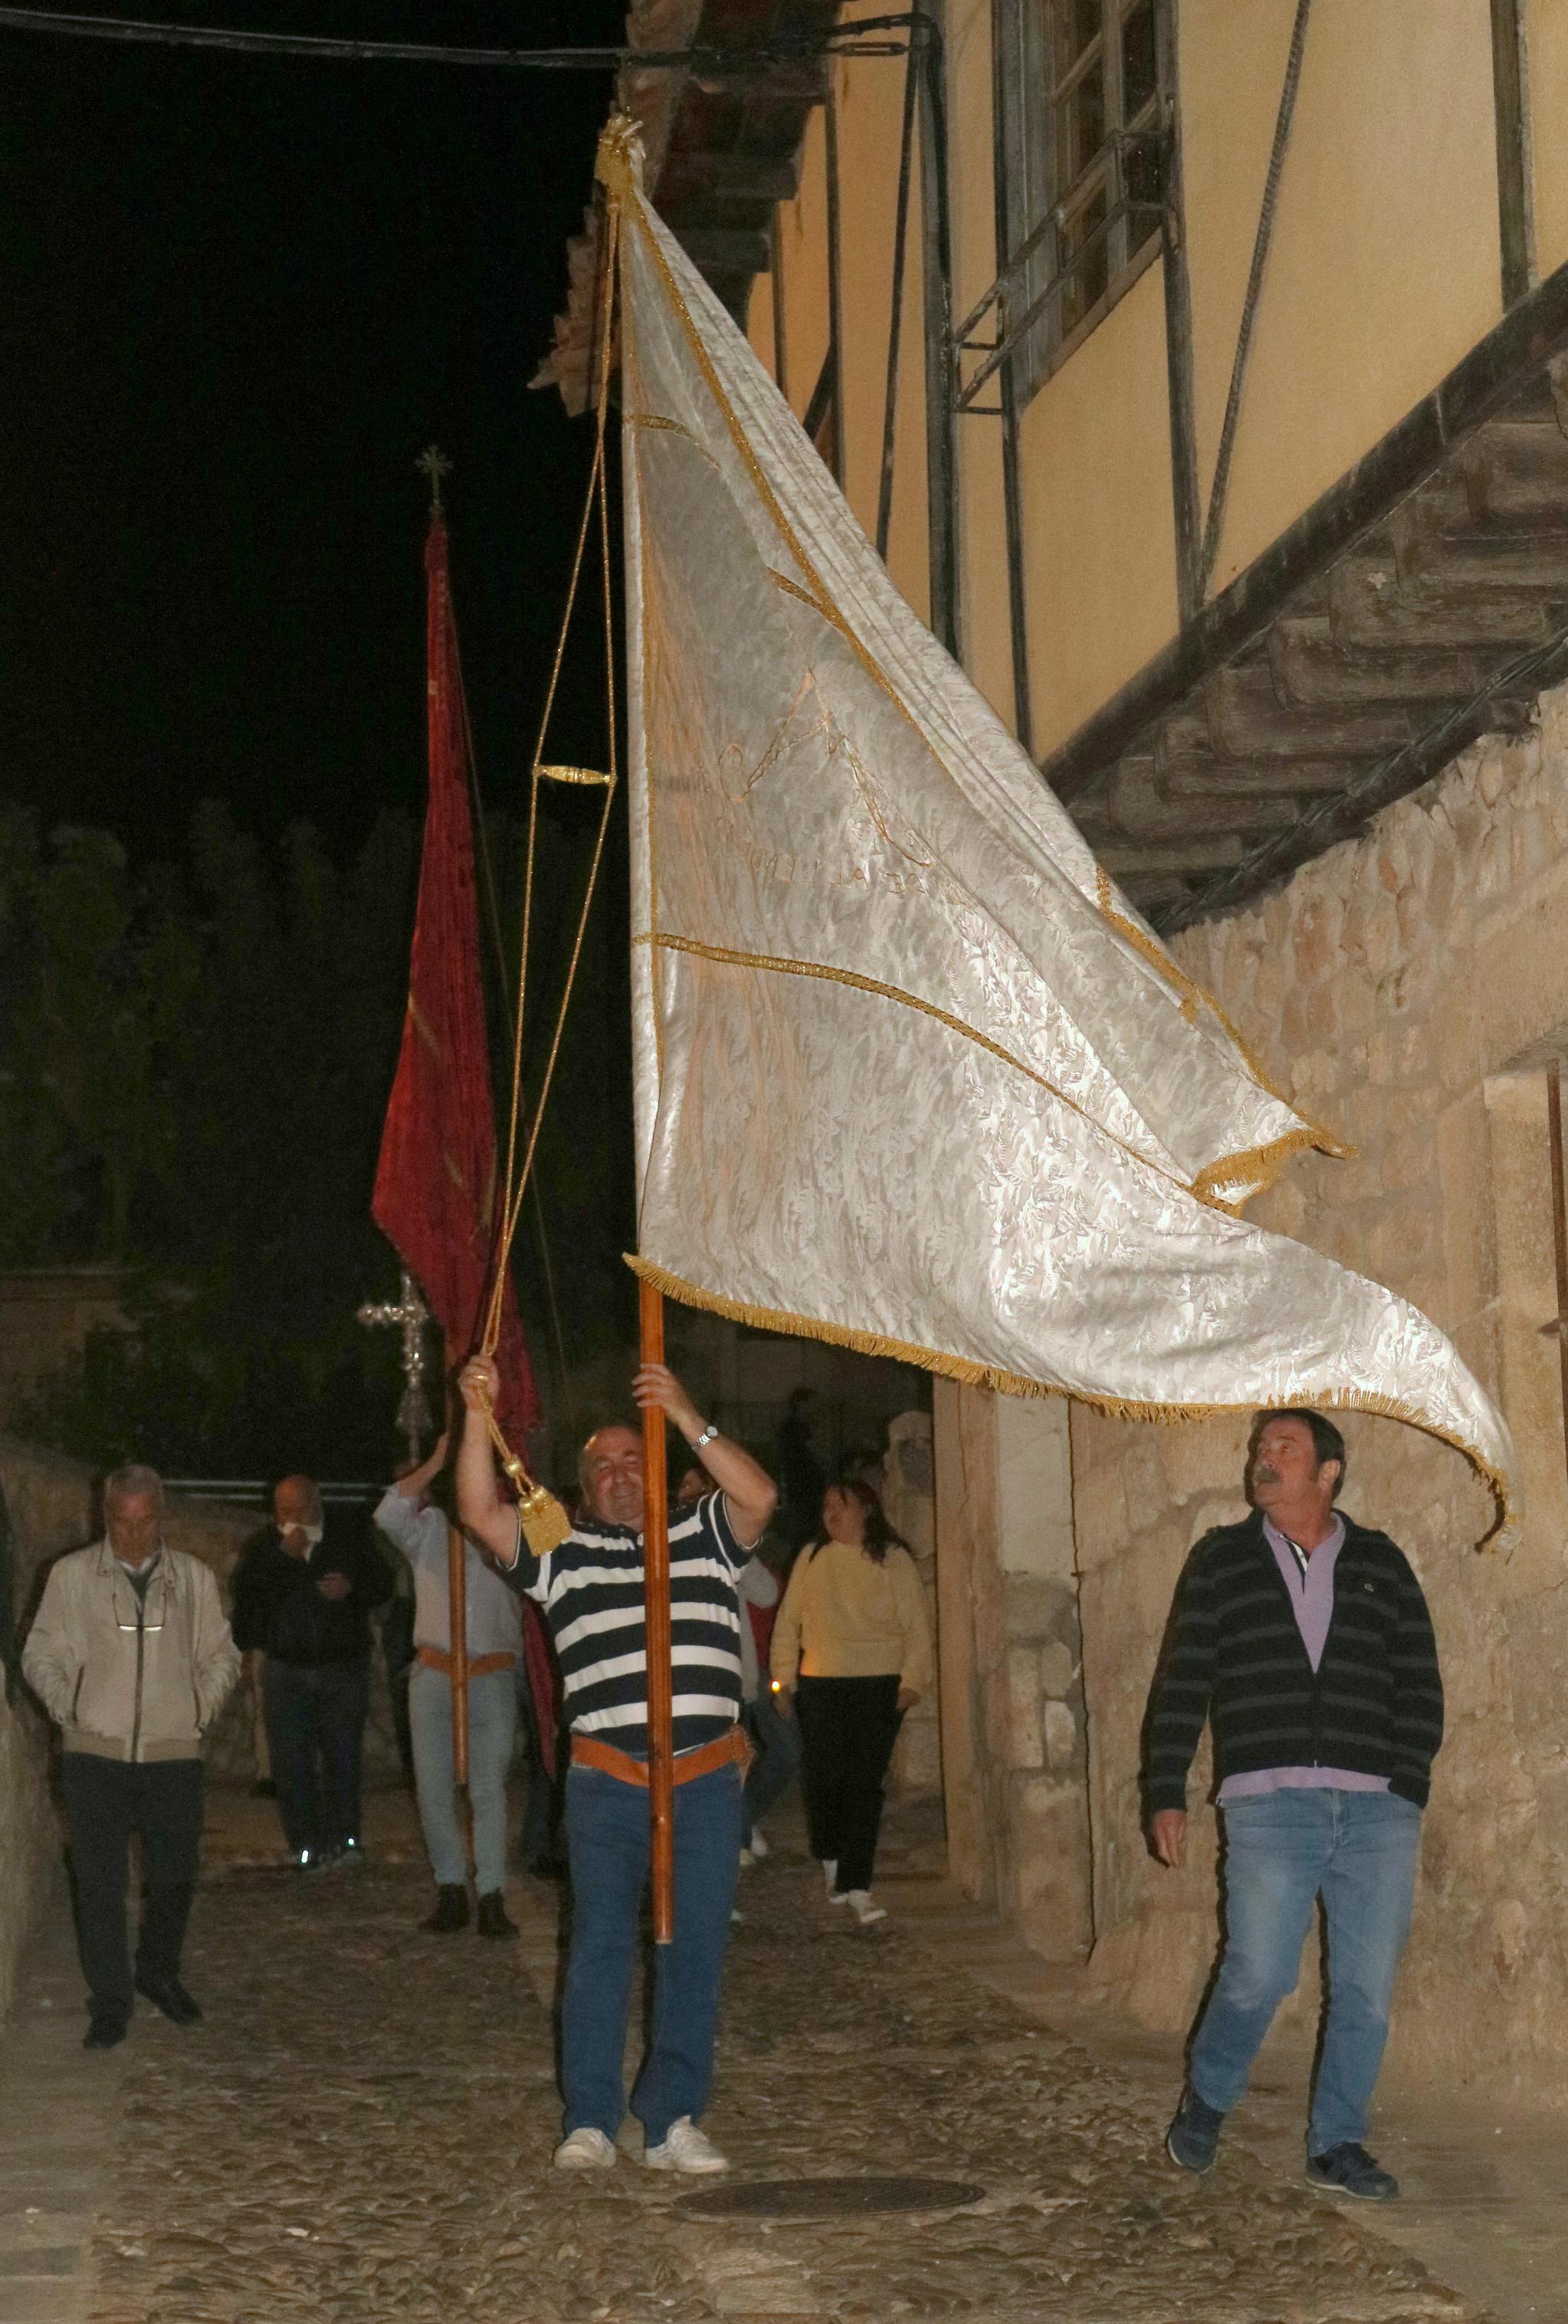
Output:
[474, 173, 623, 1541]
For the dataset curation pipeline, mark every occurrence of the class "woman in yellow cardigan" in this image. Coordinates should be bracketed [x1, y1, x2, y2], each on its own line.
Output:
[770, 1477, 934, 1926]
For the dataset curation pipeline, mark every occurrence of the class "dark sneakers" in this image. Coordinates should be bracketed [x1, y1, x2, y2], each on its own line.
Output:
[1307, 2142, 1399, 2201]
[476, 1892, 520, 1942]
[423, 1885, 470, 1934]
[135, 1975, 202, 2027]
[1166, 2089, 1225, 2175]
[84, 2014, 127, 2052]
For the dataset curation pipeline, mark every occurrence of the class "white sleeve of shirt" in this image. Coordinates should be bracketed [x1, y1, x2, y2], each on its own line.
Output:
[373, 1490, 444, 1570]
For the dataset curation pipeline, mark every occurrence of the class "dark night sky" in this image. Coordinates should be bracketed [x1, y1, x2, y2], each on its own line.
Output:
[3, 2, 628, 858]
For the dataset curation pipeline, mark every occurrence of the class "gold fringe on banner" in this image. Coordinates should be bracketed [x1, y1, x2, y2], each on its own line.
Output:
[622, 1252, 1512, 1548]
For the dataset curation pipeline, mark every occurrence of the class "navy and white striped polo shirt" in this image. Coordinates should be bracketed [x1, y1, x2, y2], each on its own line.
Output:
[513, 1489, 745, 1758]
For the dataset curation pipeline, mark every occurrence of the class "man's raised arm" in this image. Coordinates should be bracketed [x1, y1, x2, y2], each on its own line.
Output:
[632, 1363, 778, 1548]
[456, 1355, 523, 1567]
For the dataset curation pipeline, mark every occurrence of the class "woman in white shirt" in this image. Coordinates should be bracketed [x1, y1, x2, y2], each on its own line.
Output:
[770, 1479, 933, 1925]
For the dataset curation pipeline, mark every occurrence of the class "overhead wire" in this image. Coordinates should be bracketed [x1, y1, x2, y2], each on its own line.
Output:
[0, 8, 908, 67]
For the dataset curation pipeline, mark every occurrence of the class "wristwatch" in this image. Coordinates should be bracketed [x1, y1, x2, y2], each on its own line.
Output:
[690, 1423, 719, 1451]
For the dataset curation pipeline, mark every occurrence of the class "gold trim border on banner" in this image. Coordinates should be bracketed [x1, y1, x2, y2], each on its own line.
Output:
[638, 928, 1325, 1215]
[623, 1252, 1512, 1547]
[628, 412, 722, 471]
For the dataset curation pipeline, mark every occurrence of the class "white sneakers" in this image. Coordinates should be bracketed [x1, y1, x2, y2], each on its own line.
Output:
[823, 1861, 886, 1922]
[554, 2119, 730, 2175]
[644, 2117, 730, 2174]
[747, 1828, 769, 1860]
[738, 1846, 756, 1869]
[553, 2127, 617, 2171]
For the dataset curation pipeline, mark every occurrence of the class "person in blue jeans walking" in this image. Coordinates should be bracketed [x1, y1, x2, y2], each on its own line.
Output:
[1143, 1408, 1443, 2204]
[375, 1433, 522, 1940]
[458, 1350, 778, 2176]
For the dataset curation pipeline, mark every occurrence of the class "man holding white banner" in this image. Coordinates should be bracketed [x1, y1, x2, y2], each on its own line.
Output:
[457, 1349, 776, 2175]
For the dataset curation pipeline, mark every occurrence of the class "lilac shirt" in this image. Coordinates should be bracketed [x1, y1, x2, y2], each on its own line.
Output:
[1215, 1514, 1390, 1803]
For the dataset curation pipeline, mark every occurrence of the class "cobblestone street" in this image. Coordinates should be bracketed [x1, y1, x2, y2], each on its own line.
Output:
[0, 1788, 1491, 2324]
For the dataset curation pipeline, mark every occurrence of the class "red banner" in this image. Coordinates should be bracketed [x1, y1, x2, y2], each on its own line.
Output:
[372, 513, 540, 1448]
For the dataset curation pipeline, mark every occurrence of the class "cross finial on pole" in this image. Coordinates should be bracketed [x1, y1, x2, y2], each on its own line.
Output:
[416, 444, 452, 514]
[358, 1266, 434, 1462]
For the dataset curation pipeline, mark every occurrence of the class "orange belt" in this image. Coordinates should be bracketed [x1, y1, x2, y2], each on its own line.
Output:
[415, 1645, 517, 1682]
[570, 1725, 750, 1788]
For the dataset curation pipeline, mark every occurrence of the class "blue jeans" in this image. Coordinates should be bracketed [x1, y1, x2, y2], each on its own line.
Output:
[408, 1663, 517, 1896]
[742, 1688, 802, 1843]
[263, 1657, 370, 1857]
[1190, 1789, 1422, 2153]
[562, 1761, 743, 2145]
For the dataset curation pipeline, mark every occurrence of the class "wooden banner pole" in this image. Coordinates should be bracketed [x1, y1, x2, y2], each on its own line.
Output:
[639, 1277, 676, 1943]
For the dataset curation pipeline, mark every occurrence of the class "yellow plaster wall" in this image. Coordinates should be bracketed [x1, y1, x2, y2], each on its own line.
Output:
[947, 0, 1019, 729]
[776, 106, 832, 432]
[748, 14, 933, 622]
[830, 28, 932, 622]
[746, 267, 776, 378]
[1191, 0, 1503, 595]
[1017, 268, 1179, 752]
[716, 0, 1514, 758]
[1527, 0, 1568, 281]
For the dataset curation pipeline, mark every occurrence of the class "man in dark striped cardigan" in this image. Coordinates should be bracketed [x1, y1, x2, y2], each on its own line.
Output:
[1143, 1409, 1442, 2204]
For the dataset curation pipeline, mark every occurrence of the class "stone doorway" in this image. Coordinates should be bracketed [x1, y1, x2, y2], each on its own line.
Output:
[931, 1384, 1094, 1960]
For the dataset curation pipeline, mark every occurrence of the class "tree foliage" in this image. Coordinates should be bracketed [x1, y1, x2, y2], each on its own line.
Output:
[1, 797, 632, 1479]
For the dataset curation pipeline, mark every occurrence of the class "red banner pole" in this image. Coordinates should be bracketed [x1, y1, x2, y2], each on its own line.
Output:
[639, 1278, 675, 1944]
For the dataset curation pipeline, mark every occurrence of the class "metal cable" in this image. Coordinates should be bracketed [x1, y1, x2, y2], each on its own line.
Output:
[0, 7, 907, 69]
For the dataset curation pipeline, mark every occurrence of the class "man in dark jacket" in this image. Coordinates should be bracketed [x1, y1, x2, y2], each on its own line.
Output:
[1143, 1409, 1442, 2204]
[231, 1475, 392, 1871]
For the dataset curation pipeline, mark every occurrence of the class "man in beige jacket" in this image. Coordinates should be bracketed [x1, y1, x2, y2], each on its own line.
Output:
[24, 1463, 239, 2049]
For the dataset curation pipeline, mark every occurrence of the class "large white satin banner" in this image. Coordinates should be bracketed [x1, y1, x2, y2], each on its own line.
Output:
[602, 125, 1514, 1524]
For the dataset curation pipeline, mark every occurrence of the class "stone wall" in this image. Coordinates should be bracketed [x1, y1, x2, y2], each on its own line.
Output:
[935, 1385, 1092, 1958]
[0, 1439, 97, 2023]
[881, 1410, 941, 1793]
[1066, 681, 1568, 2106]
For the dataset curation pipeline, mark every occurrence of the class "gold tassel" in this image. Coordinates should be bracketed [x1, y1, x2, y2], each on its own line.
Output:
[500, 1458, 573, 1557]
[477, 1387, 575, 1557]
